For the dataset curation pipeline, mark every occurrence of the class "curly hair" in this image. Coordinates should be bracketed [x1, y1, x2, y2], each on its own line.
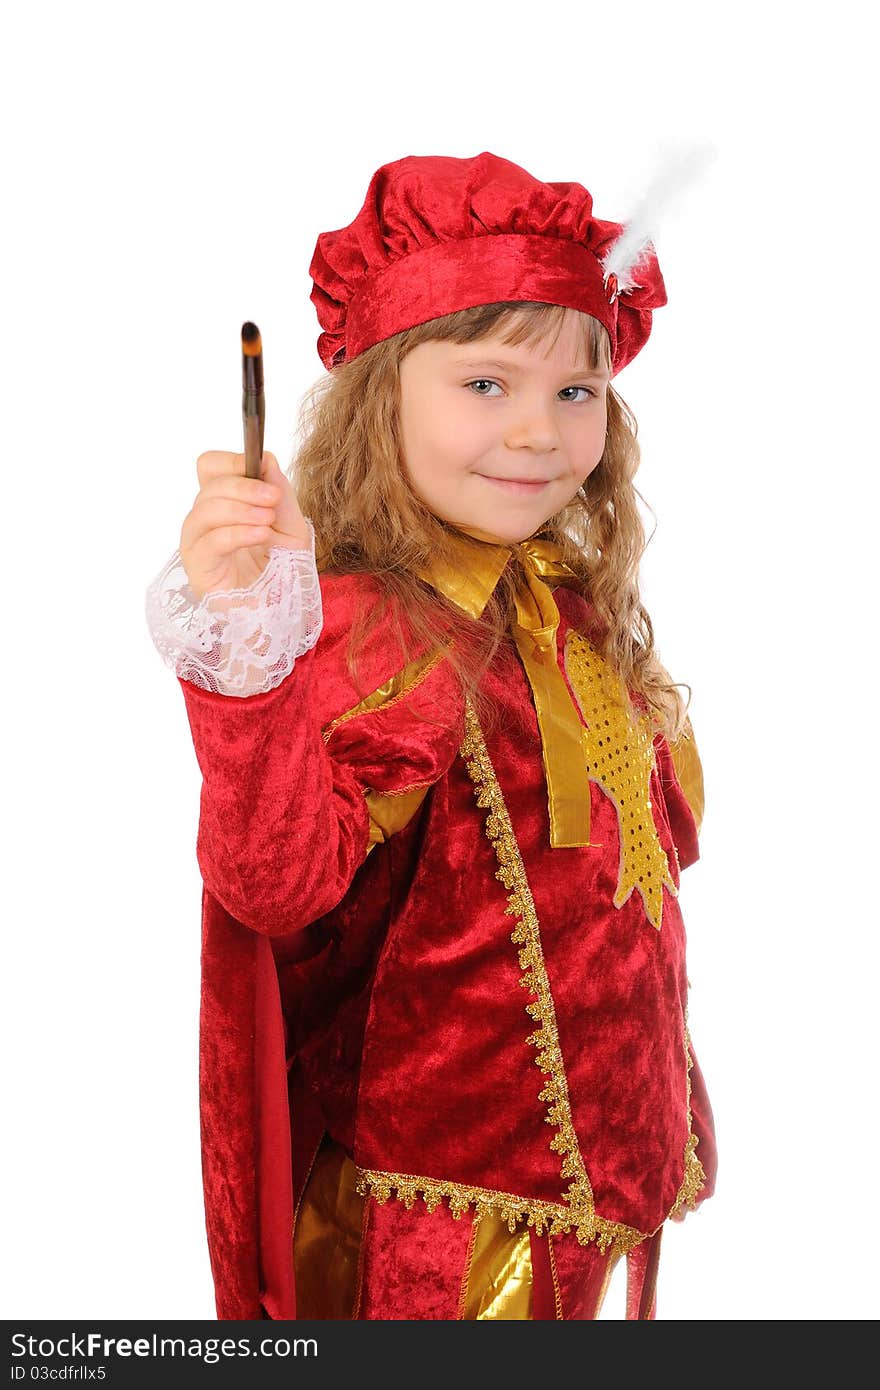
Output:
[287, 300, 692, 745]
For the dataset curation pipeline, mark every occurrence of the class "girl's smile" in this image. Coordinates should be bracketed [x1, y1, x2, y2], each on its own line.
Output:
[477, 475, 554, 495]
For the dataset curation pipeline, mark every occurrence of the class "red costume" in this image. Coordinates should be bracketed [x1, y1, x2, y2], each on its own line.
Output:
[148, 149, 719, 1319]
[179, 531, 717, 1320]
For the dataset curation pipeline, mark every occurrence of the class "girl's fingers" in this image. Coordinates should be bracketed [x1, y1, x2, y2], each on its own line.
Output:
[190, 462, 308, 548]
[195, 450, 247, 485]
[196, 449, 280, 488]
[181, 497, 276, 551]
[196, 523, 273, 559]
[195, 473, 280, 507]
[181, 452, 299, 587]
[189, 493, 277, 529]
[256, 454, 309, 541]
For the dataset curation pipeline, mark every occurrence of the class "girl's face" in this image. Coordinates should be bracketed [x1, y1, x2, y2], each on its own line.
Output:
[398, 316, 609, 545]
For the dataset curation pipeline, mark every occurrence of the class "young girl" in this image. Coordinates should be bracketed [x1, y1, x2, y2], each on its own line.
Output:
[146, 150, 717, 1322]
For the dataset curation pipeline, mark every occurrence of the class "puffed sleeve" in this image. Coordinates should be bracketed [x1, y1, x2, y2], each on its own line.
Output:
[179, 570, 464, 937]
[654, 716, 704, 871]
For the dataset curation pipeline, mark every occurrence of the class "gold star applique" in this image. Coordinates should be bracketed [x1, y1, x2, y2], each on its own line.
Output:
[564, 631, 677, 929]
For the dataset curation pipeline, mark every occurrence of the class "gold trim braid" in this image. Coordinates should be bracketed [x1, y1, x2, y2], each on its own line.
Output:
[668, 1016, 707, 1218]
[351, 1166, 625, 1242]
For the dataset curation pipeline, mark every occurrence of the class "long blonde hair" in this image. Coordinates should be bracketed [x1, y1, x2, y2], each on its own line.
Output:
[289, 300, 691, 744]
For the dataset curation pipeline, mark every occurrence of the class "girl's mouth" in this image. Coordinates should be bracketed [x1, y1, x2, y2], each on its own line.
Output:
[478, 475, 550, 495]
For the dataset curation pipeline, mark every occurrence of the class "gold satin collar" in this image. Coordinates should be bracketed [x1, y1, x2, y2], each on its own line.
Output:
[417, 528, 598, 849]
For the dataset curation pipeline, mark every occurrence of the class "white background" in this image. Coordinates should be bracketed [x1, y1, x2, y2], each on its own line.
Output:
[3, 0, 877, 1322]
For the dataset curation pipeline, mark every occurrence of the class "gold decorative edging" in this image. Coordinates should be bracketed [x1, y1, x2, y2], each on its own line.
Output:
[668, 1018, 708, 1218]
[353, 1166, 645, 1256]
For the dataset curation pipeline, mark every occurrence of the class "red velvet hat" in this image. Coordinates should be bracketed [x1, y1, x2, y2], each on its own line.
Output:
[308, 149, 703, 378]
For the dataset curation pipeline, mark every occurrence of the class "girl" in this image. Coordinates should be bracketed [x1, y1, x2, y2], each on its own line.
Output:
[146, 150, 717, 1321]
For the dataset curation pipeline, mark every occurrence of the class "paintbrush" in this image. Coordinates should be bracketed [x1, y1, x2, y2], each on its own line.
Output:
[241, 321, 265, 480]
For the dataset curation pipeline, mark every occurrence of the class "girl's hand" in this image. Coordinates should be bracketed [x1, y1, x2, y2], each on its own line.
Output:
[179, 450, 312, 600]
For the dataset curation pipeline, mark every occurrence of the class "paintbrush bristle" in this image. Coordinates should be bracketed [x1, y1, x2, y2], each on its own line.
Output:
[241, 321, 262, 355]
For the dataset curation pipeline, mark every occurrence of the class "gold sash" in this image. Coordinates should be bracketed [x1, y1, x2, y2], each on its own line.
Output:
[418, 529, 599, 849]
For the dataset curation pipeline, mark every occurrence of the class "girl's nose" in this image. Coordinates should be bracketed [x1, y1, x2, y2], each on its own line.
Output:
[503, 408, 560, 452]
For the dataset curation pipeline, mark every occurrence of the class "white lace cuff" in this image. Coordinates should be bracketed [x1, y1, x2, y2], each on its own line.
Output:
[144, 517, 323, 697]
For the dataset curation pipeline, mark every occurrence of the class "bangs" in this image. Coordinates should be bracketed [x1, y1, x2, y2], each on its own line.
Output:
[493, 303, 610, 374]
[402, 300, 611, 374]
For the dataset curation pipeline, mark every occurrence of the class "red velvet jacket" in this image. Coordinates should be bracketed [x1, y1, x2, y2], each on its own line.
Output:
[180, 554, 717, 1320]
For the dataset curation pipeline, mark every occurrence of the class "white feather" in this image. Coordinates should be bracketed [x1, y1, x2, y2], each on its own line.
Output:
[601, 142, 719, 294]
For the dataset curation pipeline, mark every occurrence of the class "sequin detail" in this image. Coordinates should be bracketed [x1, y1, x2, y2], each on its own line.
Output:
[564, 631, 678, 930]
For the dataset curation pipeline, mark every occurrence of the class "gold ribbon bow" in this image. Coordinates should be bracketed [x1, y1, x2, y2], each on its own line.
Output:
[418, 529, 597, 849]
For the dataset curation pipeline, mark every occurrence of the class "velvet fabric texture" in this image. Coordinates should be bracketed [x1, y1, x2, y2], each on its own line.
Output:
[308, 151, 667, 376]
[181, 566, 716, 1320]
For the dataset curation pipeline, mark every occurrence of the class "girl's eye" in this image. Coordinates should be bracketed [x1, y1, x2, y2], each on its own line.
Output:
[466, 379, 596, 402]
